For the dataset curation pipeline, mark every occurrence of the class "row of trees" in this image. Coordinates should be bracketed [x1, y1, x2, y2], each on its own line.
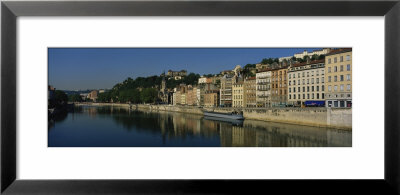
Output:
[96, 88, 158, 104]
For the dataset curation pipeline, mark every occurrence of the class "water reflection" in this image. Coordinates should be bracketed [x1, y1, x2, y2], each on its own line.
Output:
[48, 106, 351, 147]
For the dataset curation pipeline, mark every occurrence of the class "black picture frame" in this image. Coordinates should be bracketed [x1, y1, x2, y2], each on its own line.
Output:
[1, 0, 399, 194]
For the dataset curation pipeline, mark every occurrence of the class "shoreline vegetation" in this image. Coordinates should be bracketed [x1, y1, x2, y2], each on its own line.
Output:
[74, 102, 352, 130]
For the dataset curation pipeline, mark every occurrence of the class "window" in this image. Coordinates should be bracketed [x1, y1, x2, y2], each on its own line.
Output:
[334, 76, 337, 82]
[302, 79, 305, 85]
[328, 86, 332, 91]
[312, 93, 314, 99]
[346, 74, 350, 81]
[340, 75, 344, 81]
[307, 72, 309, 77]
[307, 94, 310, 99]
[340, 84, 344, 91]
[312, 86, 314, 92]
[334, 57, 337, 63]
[298, 87, 300, 92]
[303, 94, 305, 99]
[347, 84, 351, 91]
[334, 85, 338, 91]
[293, 87, 296, 92]
[289, 88, 291, 93]
[328, 67, 331, 73]
[334, 66, 338, 72]
[289, 74, 291, 79]
[322, 77, 325, 83]
[322, 85, 325, 91]
[340, 56, 343, 62]
[307, 86, 310, 92]
[302, 72, 305, 77]
[317, 86, 319, 91]
[293, 80, 296, 85]
[317, 93, 319, 99]
[298, 73, 300, 78]
[298, 80, 300, 85]
[322, 93, 324, 99]
[289, 94, 291, 99]
[328, 76, 331, 82]
[293, 73, 295, 78]
[294, 94, 296, 99]
[316, 78, 319, 84]
[322, 70, 324, 75]
[316, 70, 319, 76]
[340, 65, 343, 72]
[311, 71, 314, 76]
[347, 64, 351, 71]
[303, 87, 305, 92]
[312, 78, 314, 84]
[328, 58, 331, 64]
[346, 55, 350, 61]
[307, 79, 309, 84]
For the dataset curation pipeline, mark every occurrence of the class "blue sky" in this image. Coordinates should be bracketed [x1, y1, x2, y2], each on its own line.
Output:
[48, 48, 322, 90]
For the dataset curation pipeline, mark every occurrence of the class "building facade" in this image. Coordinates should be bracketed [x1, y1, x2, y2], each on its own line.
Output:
[324, 48, 352, 108]
[287, 59, 325, 107]
[294, 48, 331, 59]
[232, 82, 244, 108]
[204, 90, 219, 107]
[220, 74, 234, 107]
[271, 66, 288, 107]
[167, 70, 187, 77]
[256, 70, 272, 107]
[244, 77, 256, 107]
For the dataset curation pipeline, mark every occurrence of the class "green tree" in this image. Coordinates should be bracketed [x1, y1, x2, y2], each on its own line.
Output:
[140, 88, 158, 103]
[68, 94, 83, 102]
[55, 90, 68, 105]
[97, 92, 112, 103]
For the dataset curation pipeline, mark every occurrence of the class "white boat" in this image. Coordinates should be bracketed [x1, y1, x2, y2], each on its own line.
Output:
[203, 111, 244, 120]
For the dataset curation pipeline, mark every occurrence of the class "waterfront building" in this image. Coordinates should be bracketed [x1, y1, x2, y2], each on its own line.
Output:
[294, 48, 331, 59]
[167, 69, 187, 77]
[287, 59, 325, 107]
[220, 74, 234, 107]
[271, 65, 288, 107]
[244, 77, 257, 107]
[232, 81, 244, 108]
[186, 86, 198, 106]
[256, 69, 272, 107]
[325, 48, 352, 108]
[204, 90, 219, 107]
[89, 90, 98, 102]
[172, 92, 179, 105]
[197, 83, 219, 106]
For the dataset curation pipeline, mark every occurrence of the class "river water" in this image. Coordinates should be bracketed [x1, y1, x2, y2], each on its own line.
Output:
[48, 106, 352, 147]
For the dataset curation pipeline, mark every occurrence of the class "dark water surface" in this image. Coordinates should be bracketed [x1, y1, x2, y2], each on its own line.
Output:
[48, 106, 352, 147]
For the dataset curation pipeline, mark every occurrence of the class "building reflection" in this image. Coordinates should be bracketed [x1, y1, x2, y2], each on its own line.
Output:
[54, 106, 351, 147]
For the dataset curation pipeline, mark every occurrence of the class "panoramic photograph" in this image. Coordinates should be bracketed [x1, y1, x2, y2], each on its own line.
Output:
[48, 48, 352, 147]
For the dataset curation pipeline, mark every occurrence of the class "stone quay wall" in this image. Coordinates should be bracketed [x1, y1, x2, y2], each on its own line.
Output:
[74, 102, 351, 130]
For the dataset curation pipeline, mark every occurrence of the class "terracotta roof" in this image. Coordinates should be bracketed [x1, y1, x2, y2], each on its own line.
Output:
[326, 48, 352, 56]
[293, 59, 324, 67]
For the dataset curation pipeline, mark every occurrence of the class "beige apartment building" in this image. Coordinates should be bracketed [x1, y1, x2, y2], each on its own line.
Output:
[325, 48, 352, 108]
[271, 66, 288, 107]
[204, 90, 219, 107]
[244, 77, 256, 107]
[232, 82, 244, 108]
[220, 74, 234, 107]
[287, 59, 326, 107]
[256, 69, 272, 107]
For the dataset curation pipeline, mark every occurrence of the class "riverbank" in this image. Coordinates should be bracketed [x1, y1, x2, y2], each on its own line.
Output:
[74, 102, 352, 130]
